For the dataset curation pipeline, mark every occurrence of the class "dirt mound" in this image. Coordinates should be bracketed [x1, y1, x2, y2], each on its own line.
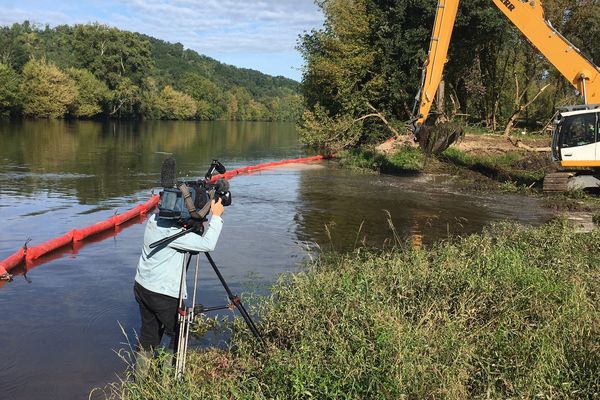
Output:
[456, 134, 551, 156]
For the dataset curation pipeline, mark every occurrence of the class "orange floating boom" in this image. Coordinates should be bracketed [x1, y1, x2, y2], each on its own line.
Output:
[0, 155, 331, 277]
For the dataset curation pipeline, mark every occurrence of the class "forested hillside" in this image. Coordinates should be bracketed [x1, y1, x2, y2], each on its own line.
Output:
[298, 0, 600, 151]
[0, 22, 303, 121]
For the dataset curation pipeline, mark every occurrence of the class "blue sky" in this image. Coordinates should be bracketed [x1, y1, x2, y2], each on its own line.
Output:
[0, 0, 324, 81]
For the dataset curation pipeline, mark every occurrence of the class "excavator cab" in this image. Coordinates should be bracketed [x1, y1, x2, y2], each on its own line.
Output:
[545, 106, 600, 192]
[551, 107, 599, 166]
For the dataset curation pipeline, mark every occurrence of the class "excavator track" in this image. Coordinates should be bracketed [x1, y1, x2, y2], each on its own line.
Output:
[542, 172, 571, 192]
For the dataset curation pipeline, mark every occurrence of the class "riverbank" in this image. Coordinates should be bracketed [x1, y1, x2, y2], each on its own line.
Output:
[104, 220, 599, 399]
[339, 131, 600, 220]
[340, 132, 553, 187]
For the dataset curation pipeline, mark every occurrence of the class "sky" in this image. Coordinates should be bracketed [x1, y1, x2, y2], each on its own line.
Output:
[0, 0, 324, 81]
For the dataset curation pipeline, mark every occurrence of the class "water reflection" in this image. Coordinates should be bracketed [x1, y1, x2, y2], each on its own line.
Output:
[0, 120, 301, 202]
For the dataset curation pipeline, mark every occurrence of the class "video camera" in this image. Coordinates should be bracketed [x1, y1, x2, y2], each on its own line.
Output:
[158, 158, 232, 230]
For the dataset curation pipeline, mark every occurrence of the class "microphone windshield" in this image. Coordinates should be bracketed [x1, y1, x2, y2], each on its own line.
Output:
[160, 157, 177, 188]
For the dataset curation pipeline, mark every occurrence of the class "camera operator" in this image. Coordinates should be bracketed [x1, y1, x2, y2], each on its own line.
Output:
[133, 197, 225, 372]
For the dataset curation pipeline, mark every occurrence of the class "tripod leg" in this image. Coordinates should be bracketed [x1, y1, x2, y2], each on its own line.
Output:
[233, 299, 264, 343]
[181, 255, 200, 375]
[174, 253, 192, 379]
[203, 253, 265, 345]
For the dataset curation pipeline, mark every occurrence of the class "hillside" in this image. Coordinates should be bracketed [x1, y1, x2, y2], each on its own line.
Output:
[0, 22, 302, 121]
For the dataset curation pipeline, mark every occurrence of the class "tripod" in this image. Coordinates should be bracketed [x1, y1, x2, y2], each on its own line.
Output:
[150, 232, 264, 379]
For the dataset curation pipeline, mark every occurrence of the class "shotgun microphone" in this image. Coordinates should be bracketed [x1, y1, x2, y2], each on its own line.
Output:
[160, 156, 177, 188]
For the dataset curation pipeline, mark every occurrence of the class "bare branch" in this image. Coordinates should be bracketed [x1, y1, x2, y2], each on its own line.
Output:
[365, 103, 401, 138]
[506, 137, 550, 152]
[504, 83, 550, 137]
[353, 113, 380, 122]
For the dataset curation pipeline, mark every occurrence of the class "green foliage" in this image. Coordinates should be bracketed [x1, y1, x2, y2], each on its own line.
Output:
[0, 22, 35, 69]
[181, 73, 224, 120]
[71, 23, 153, 89]
[298, 105, 363, 151]
[158, 85, 196, 120]
[109, 77, 140, 118]
[497, 180, 529, 193]
[66, 67, 109, 117]
[139, 77, 162, 119]
[106, 221, 600, 399]
[339, 146, 425, 173]
[299, 1, 600, 148]
[337, 148, 385, 172]
[225, 86, 255, 120]
[265, 94, 304, 122]
[20, 58, 76, 118]
[299, 0, 387, 148]
[384, 146, 425, 172]
[0, 63, 21, 112]
[0, 22, 302, 121]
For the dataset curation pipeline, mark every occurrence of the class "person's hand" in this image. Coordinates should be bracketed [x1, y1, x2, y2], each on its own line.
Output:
[211, 198, 224, 217]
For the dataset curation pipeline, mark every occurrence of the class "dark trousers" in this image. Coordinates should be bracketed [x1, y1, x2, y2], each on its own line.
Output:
[134, 281, 179, 352]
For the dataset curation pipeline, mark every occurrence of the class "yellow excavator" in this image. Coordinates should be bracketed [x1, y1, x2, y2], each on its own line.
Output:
[412, 0, 600, 191]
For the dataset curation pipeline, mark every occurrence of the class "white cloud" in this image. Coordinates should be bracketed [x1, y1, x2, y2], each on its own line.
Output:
[0, 8, 71, 27]
[116, 0, 323, 52]
[0, 0, 324, 79]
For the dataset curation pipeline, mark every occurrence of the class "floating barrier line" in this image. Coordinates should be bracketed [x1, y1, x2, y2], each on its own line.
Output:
[0, 154, 331, 278]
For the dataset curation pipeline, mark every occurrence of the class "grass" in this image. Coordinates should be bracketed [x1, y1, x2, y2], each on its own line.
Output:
[440, 147, 547, 187]
[542, 189, 600, 213]
[102, 220, 600, 399]
[337, 147, 425, 174]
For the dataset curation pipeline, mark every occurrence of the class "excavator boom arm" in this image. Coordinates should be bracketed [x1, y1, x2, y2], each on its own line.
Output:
[414, 0, 459, 126]
[415, 0, 600, 126]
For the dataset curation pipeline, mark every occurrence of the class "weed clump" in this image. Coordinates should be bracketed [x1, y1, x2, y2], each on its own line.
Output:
[338, 147, 425, 173]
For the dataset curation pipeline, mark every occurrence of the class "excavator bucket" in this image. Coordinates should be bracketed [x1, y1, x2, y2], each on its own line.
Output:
[416, 122, 464, 155]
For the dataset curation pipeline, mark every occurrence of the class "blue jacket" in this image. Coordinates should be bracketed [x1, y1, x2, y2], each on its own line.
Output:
[135, 213, 223, 298]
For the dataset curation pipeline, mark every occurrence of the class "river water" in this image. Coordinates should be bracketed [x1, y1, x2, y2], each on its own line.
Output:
[0, 120, 553, 399]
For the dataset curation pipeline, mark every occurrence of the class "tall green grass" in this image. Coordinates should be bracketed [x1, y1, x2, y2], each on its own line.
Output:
[104, 221, 599, 399]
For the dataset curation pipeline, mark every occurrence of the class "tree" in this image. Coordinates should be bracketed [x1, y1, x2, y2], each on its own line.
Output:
[0, 22, 36, 70]
[66, 67, 110, 117]
[0, 22, 301, 121]
[299, 0, 385, 148]
[72, 24, 153, 89]
[300, 0, 381, 115]
[139, 77, 162, 119]
[181, 73, 225, 119]
[265, 94, 304, 122]
[20, 58, 76, 118]
[109, 77, 140, 117]
[0, 63, 21, 113]
[159, 85, 196, 120]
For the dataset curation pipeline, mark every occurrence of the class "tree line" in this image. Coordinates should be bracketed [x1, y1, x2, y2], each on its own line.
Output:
[0, 22, 303, 121]
[298, 0, 600, 150]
